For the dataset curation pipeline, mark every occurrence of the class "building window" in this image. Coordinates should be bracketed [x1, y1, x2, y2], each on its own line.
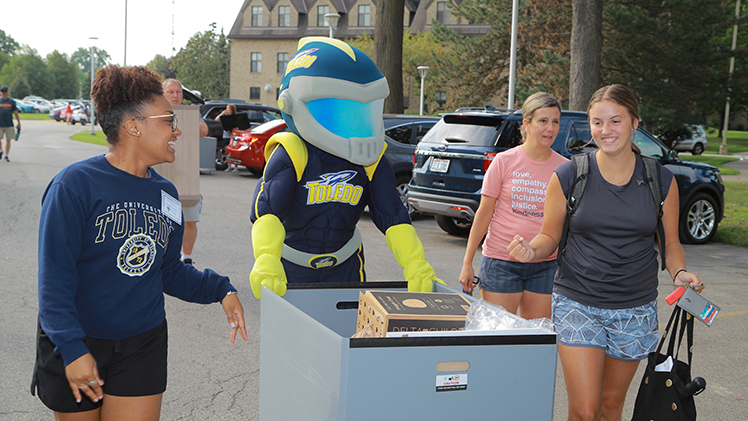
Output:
[358, 5, 371, 26]
[278, 5, 290, 27]
[317, 5, 329, 27]
[251, 53, 262, 73]
[437, 2, 450, 24]
[277, 53, 289, 73]
[250, 87, 261, 100]
[251, 6, 263, 26]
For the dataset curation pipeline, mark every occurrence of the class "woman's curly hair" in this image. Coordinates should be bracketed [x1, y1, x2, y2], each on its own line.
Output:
[90, 65, 164, 144]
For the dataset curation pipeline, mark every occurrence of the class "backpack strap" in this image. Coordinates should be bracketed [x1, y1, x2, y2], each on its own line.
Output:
[558, 153, 590, 267]
[641, 155, 666, 270]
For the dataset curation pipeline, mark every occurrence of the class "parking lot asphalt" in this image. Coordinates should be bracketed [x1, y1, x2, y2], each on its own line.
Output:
[2, 120, 746, 420]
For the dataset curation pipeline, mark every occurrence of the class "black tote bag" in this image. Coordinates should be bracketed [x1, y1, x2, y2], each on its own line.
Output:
[631, 307, 697, 420]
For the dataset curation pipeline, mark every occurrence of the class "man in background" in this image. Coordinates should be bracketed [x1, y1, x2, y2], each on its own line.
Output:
[0, 85, 21, 162]
[162, 78, 208, 265]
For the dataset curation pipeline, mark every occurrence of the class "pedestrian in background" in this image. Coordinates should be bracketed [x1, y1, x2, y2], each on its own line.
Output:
[0, 85, 21, 162]
[216, 103, 239, 172]
[162, 78, 207, 265]
[459, 92, 567, 319]
[507, 84, 704, 420]
[31, 65, 248, 420]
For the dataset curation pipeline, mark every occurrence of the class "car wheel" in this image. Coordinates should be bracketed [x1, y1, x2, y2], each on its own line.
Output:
[691, 143, 704, 155]
[435, 215, 472, 236]
[680, 193, 718, 244]
[215, 146, 229, 171]
[395, 174, 419, 219]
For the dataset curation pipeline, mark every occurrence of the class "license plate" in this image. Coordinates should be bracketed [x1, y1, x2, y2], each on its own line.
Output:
[430, 158, 450, 173]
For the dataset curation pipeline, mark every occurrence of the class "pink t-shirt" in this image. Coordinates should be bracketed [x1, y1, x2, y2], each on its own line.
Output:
[481, 145, 568, 261]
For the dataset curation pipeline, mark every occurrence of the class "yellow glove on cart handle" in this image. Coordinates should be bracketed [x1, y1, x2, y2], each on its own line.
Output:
[250, 214, 287, 299]
[385, 224, 445, 292]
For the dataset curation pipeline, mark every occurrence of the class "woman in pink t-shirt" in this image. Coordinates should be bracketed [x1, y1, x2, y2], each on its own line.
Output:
[459, 92, 566, 319]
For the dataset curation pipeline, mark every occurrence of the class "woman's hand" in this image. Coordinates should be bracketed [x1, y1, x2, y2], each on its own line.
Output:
[459, 264, 476, 293]
[222, 293, 248, 343]
[64, 353, 104, 403]
[507, 235, 536, 263]
[674, 270, 705, 293]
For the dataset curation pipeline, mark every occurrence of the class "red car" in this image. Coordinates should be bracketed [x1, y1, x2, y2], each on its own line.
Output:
[226, 119, 288, 175]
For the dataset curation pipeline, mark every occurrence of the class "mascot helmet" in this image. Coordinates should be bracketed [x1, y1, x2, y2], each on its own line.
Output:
[277, 37, 389, 166]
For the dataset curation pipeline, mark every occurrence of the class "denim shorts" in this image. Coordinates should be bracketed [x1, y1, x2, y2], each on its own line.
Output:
[478, 256, 556, 294]
[552, 293, 658, 361]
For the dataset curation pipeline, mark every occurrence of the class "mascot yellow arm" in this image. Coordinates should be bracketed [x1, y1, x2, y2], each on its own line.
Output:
[250, 214, 287, 299]
[385, 224, 445, 292]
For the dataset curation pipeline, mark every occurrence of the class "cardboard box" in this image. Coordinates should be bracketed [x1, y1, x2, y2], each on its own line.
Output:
[356, 290, 471, 337]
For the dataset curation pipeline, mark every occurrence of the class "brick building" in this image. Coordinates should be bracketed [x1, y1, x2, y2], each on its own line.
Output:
[228, 0, 490, 108]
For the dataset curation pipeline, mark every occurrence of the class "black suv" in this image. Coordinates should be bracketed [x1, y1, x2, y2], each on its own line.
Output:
[408, 110, 725, 244]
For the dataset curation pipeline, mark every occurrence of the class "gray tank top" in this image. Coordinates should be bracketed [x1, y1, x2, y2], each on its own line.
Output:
[553, 152, 673, 309]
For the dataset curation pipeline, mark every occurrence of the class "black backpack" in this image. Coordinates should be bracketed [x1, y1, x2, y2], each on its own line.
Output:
[558, 153, 666, 270]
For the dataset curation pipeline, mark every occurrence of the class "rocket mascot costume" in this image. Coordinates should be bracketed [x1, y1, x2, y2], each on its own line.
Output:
[249, 37, 443, 299]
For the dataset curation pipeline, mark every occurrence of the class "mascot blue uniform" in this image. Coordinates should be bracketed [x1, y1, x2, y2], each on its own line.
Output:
[249, 37, 443, 299]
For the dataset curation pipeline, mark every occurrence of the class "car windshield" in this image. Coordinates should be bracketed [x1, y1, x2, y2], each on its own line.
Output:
[565, 121, 665, 159]
[422, 115, 505, 147]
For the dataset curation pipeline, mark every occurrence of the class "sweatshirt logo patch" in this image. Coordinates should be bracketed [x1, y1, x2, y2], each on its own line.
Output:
[117, 234, 156, 276]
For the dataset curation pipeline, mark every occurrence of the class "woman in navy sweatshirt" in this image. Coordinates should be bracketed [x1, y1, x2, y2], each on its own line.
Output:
[31, 65, 248, 420]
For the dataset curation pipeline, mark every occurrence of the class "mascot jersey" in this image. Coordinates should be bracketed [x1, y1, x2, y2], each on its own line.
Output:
[250, 139, 410, 283]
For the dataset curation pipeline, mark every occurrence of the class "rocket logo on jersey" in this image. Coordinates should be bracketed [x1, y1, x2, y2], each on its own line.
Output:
[117, 234, 157, 276]
[305, 170, 364, 206]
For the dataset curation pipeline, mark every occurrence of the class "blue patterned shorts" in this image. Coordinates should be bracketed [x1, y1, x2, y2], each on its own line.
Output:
[552, 293, 659, 361]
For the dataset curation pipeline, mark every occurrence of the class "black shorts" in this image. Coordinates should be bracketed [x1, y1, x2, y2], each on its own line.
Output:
[30, 320, 168, 413]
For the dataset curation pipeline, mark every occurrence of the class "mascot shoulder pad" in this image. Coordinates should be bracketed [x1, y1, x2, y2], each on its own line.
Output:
[363, 142, 387, 181]
[265, 132, 308, 182]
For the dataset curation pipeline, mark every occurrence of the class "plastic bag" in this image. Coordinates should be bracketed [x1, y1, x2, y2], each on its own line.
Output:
[464, 299, 554, 333]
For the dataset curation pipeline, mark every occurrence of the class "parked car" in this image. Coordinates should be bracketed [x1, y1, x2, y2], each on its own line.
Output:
[672, 125, 708, 155]
[13, 99, 37, 113]
[227, 115, 440, 216]
[226, 118, 288, 175]
[23, 96, 53, 113]
[408, 110, 725, 244]
[199, 100, 283, 170]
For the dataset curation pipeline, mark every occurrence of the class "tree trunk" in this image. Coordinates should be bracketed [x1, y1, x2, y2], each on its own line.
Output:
[569, 0, 603, 111]
[374, 0, 404, 114]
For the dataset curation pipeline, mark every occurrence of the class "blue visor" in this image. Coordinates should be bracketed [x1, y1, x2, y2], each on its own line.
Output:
[306, 98, 382, 139]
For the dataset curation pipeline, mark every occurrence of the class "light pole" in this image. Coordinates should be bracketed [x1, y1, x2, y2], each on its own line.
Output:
[324, 13, 340, 38]
[417, 66, 429, 116]
[720, 0, 741, 155]
[507, 0, 519, 109]
[89, 37, 98, 136]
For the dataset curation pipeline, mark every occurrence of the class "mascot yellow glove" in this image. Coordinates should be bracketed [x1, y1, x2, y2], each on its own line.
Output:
[385, 224, 445, 292]
[250, 214, 287, 299]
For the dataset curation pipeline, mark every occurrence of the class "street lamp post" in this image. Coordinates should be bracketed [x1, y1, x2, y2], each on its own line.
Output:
[417, 66, 430, 116]
[324, 13, 340, 38]
[89, 37, 98, 136]
[720, 0, 741, 155]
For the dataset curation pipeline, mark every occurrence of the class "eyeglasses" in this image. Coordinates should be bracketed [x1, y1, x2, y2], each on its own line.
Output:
[130, 113, 179, 132]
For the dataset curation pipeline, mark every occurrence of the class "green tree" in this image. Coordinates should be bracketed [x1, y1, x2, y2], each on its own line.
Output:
[602, 0, 737, 145]
[374, 0, 405, 113]
[71, 47, 111, 99]
[172, 23, 230, 100]
[46, 51, 82, 99]
[0, 47, 54, 99]
[147, 54, 176, 79]
[0, 30, 19, 56]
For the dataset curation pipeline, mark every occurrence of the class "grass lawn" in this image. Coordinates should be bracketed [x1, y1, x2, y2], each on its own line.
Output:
[71, 130, 108, 147]
[715, 181, 748, 248]
[20, 113, 52, 120]
[679, 155, 740, 175]
[705, 129, 748, 154]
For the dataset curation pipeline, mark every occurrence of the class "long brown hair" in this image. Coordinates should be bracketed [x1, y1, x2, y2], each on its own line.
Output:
[587, 84, 641, 154]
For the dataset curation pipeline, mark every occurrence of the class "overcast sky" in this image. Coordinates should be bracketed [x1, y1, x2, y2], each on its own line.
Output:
[4, 0, 245, 66]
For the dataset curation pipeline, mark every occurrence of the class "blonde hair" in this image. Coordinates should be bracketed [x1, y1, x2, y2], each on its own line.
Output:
[520, 92, 561, 142]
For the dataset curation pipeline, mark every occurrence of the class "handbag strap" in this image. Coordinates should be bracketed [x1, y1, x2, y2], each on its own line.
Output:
[672, 309, 695, 366]
[656, 306, 681, 355]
